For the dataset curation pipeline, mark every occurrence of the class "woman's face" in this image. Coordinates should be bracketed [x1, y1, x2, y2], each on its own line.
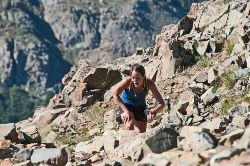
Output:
[131, 70, 145, 88]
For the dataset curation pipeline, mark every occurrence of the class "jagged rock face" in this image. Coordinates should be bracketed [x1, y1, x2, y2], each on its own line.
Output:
[0, 2, 71, 94]
[152, 0, 250, 81]
[41, 0, 204, 65]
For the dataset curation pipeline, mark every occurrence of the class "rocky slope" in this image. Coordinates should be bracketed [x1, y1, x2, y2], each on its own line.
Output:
[1, 0, 250, 165]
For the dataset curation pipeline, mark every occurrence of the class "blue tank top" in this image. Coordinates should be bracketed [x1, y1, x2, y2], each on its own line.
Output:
[120, 81, 148, 108]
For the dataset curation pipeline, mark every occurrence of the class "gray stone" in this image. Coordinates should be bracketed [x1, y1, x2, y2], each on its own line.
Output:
[0, 123, 18, 143]
[197, 41, 209, 56]
[103, 135, 119, 155]
[219, 129, 244, 146]
[104, 110, 116, 131]
[210, 149, 244, 166]
[235, 127, 250, 149]
[113, 127, 178, 162]
[75, 136, 104, 154]
[30, 148, 68, 166]
[160, 111, 183, 127]
[145, 127, 179, 153]
[31, 107, 68, 126]
[202, 117, 226, 133]
[137, 153, 169, 166]
[232, 115, 249, 128]
[201, 87, 216, 106]
[189, 82, 209, 96]
[20, 126, 41, 144]
[195, 72, 208, 83]
[13, 148, 32, 163]
[234, 68, 250, 78]
[176, 91, 196, 114]
[208, 68, 218, 84]
[246, 55, 250, 68]
[179, 126, 215, 152]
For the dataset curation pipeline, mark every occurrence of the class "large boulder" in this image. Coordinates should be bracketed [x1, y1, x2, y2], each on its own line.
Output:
[30, 148, 68, 166]
[113, 127, 179, 161]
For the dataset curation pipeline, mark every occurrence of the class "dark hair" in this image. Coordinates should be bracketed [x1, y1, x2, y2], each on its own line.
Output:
[131, 64, 145, 77]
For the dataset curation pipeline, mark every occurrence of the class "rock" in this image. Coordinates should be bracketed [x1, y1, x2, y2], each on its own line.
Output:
[30, 148, 68, 166]
[178, 16, 194, 35]
[234, 127, 250, 149]
[75, 136, 104, 154]
[201, 117, 226, 133]
[31, 107, 68, 126]
[88, 128, 101, 137]
[162, 150, 203, 166]
[145, 127, 179, 153]
[197, 41, 209, 56]
[246, 55, 250, 68]
[236, 54, 247, 68]
[210, 148, 244, 166]
[137, 153, 169, 166]
[200, 87, 216, 106]
[0, 140, 13, 159]
[160, 111, 183, 127]
[219, 129, 244, 146]
[234, 68, 250, 78]
[153, 34, 191, 81]
[83, 67, 121, 89]
[136, 48, 144, 55]
[0, 159, 13, 166]
[208, 68, 218, 84]
[68, 81, 88, 107]
[176, 91, 196, 114]
[180, 126, 209, 137]
[104, 110, 116, 131]
[232, 115, 249, 128]
[102, 135, 119, 155]
[218, 149, 250, 166]
[13, 148, 32, 163]
[179, 126, 216, 152]
[19, 125, 41, 144]
[113, 127, 178, 162]
[0, 123, 19, 143]
[189, 82, 209, 96]
[47, 94, 67, 109]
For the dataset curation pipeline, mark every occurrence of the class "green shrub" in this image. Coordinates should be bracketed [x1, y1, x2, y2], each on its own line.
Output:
[224, 41, 234, 56]
[195, 56, 209, 68]
[221, 72, 236, 89]
[220, 94, 236, 116]
[211, 77, 222, 93]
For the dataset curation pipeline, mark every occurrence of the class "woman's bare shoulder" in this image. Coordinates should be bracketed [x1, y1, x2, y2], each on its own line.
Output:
[118, 76, 131, 88]
[146, 77, 154, 87]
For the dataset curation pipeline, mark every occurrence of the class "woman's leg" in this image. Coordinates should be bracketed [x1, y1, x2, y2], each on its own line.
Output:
[134, 120, 147, 133]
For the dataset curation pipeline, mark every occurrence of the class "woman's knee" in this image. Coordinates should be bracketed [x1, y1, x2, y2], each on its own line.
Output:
[134, 121, 147, 133]
[124, 120, 134, 130]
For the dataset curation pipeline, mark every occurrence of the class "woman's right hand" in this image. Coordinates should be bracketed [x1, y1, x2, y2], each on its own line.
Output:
[121, 111, 133, 124]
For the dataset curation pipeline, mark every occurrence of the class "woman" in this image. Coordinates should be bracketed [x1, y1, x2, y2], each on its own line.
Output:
[113, 64, 165, 133]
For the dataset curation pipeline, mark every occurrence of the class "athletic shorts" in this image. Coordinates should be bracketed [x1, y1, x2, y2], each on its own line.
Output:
[116, 104, 148, 122]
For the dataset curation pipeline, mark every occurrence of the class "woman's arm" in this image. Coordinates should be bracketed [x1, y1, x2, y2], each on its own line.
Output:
[147, 78, 165, 117]
[113, 77, 131, 122]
